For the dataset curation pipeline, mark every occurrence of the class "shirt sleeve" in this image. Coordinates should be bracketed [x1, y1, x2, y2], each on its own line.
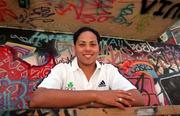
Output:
[108, 64, 136, 91]
[38, 63, 65, 89]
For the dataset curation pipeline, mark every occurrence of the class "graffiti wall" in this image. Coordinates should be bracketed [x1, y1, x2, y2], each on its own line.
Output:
[0, 0, 180, 112]
[0, 0, 179, 41]
[158, 20, 180, 45]
[0, 26, 180, 111]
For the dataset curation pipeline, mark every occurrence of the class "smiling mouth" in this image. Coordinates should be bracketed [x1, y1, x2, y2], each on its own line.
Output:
[84, 54, 92, 58]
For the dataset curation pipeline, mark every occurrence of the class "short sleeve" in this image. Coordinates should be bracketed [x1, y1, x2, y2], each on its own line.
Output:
[108, 65, 136, 91]
[38, 63, 65, 89]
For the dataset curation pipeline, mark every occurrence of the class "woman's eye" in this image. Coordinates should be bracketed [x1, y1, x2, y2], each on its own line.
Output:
[79, 44, 85, 46]
[90, 44, 97, 46]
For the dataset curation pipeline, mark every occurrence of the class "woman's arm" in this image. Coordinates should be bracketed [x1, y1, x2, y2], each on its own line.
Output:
[108, 65, 145, 107]
[77, 89, 145, 108]
[30, 88, 96, 108]
[120, 89, 145, 106]
[29, 88, 135, 109]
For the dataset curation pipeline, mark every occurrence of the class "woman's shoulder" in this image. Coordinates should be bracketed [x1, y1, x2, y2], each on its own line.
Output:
[101, 62, 117, 70]
[52, 62, 72, 69]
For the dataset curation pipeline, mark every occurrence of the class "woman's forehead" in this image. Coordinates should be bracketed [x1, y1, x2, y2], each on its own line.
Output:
[78, 31, 97, 40]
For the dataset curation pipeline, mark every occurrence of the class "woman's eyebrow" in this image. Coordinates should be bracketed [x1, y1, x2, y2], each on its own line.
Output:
[78, 40, 97, 43]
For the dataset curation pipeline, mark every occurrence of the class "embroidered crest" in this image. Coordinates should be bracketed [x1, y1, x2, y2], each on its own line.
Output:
[66, 82, 75, 90]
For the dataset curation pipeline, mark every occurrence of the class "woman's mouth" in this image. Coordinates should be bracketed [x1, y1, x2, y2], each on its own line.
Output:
[84, 54, 92, 58]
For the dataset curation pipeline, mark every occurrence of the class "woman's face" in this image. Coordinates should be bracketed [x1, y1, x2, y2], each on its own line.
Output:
[74, 31, 100, 67]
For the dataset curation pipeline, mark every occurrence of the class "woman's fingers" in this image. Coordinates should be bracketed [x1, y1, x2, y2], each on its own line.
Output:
[115, 102, 126, 110]
[116, 90, 135, 101]
[113, 90, 135, 108]
[95, 90, 135, 109]
[117, 97, 132, 107]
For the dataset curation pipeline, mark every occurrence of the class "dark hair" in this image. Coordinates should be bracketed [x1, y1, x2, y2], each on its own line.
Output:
[73, 27, 100, 45]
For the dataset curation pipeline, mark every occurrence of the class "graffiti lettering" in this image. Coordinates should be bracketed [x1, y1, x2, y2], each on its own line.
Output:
[55, 0, 114, 24]
[113, 4, 134, 26]
[124, 40, 158, 53]
[141, 0, 158, 14]
[163, 3, 180, 19]
[141, 0, 180, 19]
[18, 7, 55, 28]
[132, 64, 153, 73]
[0, 77, 28, 110]
[10, 33, 73, 47]
[153, 0, 172, 16]
[10, 34, 42, 47]
[0, 0, 17, 22]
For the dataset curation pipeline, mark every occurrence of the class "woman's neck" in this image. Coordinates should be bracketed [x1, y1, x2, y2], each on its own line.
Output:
[78, 62, 96, 81]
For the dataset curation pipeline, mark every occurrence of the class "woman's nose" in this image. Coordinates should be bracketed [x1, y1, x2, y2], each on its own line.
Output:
[85, 45, 91, 50]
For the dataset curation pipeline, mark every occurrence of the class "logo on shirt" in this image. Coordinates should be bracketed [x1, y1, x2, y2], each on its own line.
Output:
[66, 82, 75, 90]
[98, 80, 106, 87]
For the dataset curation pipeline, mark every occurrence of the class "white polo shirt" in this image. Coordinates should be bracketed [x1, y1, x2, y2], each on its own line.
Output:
[38, 57, 136, 91]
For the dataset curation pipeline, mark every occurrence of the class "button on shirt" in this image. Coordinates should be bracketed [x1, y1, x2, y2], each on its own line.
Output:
[38, 57, 136, 91]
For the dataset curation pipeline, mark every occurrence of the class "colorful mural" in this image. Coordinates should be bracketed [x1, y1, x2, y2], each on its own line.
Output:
[0, 27, 180, 111]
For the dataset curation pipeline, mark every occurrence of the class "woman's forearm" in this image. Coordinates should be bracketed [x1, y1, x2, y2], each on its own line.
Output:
[30, 88, 97, 108]
[30, 88, 140, 109]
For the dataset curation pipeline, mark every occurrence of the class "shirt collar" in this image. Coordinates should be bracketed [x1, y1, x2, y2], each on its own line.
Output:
[71, 57, 102, 71]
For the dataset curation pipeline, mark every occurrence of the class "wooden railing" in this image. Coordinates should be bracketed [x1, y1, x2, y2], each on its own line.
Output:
[1, 105, 180, 116]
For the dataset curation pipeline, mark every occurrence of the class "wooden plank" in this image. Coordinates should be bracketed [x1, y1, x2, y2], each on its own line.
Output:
[29, 105, 180, 116]
[74, 105, 180, 116]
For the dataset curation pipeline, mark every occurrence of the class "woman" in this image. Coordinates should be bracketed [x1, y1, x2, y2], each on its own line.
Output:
[30, 27, 145, 109]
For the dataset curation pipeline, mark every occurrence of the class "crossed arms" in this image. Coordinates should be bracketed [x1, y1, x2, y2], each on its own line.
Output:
[30, 88, 145, 109]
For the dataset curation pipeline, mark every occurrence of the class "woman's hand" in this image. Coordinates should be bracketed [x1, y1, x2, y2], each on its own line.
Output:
[93, 90, 135, 109]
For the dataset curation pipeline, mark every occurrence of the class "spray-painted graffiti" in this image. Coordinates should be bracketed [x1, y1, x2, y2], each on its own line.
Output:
[0, 46, 29, 80]
[17, 6, 55, 28]
[0, 77, 28, 110]
[0, 0, 178, 26]
[55, 0, 114, 24]
[0, 45, 55, 110]
[0, 0, 178, 45]
[113, 4, 134, 26]
[141, 0, 180, 19]
[158, 24, 180, 45]
[0, 0, 17, 22]
[54, 0, 135, 25]
[0, 27, 180, 110]
[118, 60, 160, 106]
